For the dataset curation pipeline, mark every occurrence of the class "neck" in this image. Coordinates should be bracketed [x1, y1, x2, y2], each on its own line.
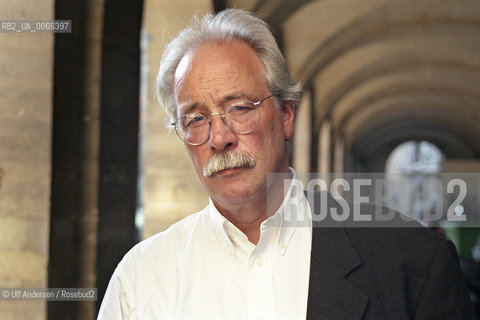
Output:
[212, 170, 291, 245]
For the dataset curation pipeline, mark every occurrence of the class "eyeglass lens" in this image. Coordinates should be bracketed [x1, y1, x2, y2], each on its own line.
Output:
[176, 101, 260, 145]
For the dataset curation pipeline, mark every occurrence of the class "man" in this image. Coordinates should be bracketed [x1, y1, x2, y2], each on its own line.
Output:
[98, 9, 474, 319]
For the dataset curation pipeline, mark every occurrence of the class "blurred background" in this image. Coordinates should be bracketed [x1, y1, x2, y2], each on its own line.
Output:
[0, 0, 479, 319]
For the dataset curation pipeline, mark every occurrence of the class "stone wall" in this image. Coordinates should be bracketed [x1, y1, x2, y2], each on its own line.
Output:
[0, 1, 53, 319]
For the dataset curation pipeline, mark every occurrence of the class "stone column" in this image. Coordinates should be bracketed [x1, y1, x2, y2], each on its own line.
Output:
[293, 91, 312, 175]
[318, 119, 332, 175]
[77, 1, 104, 318]
[334, 135, 345, 173]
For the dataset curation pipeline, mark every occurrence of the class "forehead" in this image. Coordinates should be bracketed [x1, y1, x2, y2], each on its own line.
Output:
[174, 39, 266, 105]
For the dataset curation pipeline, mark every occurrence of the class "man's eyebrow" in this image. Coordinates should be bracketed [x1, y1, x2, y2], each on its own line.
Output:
[178, 103, 199, 115]
[222, 93, 251, 103]
[178, 93, 252, 115]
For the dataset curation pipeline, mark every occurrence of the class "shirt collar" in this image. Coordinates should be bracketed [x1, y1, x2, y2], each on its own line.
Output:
[276, 168, 311, 255]
[208, 168, 309, 260]
[208, 200, 237, 261]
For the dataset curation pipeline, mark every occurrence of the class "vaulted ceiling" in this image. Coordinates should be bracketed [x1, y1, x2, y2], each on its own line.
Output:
[230, 0, 480, 170]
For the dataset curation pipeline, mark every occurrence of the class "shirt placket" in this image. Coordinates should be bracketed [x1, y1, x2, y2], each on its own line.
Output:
[246, 229, 275, 320]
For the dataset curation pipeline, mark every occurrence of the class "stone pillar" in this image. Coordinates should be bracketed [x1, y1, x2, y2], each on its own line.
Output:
[95, 0, 143, 313]
[0, 1, 53, 319]
[318, 120, 332, 175]
[334, 135, 345, 173]
[293, 91, 311, 186]
[77, 1, 103, 318]
[48, 0, 107, 318]
[293, 91, 312, 174]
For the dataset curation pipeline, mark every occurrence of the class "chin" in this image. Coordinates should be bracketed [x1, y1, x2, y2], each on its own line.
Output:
[213, 185, 257, 203]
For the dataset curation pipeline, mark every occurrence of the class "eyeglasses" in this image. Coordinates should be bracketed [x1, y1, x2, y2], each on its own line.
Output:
[172, 95, 275, 146]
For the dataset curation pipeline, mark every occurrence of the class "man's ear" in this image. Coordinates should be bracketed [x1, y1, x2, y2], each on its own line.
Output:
[282, 100, 295, 140]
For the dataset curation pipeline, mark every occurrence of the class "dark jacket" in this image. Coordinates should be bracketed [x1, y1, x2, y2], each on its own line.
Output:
[305, 191, 474, 319]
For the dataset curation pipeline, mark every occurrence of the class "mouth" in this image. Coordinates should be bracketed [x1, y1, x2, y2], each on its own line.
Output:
[213, 166, 245, 176]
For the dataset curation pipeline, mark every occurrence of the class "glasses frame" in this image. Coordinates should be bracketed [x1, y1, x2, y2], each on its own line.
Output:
[172, 94, 275, 146]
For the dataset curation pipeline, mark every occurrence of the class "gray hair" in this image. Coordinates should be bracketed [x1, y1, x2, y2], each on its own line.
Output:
[155, 8, 303, 123]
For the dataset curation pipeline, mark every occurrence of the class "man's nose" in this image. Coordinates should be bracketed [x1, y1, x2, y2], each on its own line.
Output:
[208, 114, 237, 151]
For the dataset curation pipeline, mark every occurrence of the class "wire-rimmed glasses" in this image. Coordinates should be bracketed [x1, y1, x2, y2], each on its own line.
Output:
[172, 95, 275, 146]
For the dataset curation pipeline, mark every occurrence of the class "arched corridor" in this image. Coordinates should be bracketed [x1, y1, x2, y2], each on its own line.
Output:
[0, 0, 479, 318]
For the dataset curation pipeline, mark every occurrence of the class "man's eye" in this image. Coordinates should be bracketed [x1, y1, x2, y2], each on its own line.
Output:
[229, 104, 254, 115]
[183, 114, 205, 128]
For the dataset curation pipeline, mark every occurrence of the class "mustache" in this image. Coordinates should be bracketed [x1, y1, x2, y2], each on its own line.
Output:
[203, 151, 255, 177]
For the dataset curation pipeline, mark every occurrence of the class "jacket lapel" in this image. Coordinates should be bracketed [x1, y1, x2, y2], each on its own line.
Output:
[305, 191, 368, 320]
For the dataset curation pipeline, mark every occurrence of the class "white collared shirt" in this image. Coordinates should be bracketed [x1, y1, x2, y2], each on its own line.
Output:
[98, 169, 312, 320]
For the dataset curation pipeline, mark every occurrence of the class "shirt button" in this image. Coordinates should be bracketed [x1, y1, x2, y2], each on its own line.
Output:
[255, 257, 263, 267]
[279, 241, 286, 249]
